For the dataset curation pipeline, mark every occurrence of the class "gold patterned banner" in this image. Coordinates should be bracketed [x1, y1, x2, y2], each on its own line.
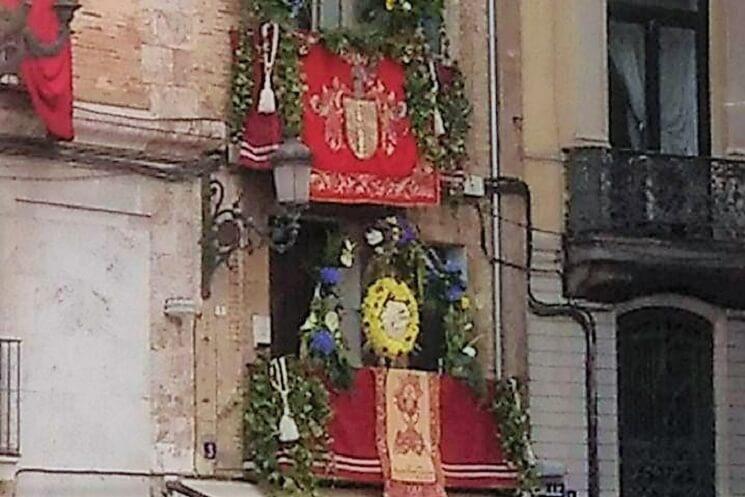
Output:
[375, 368, 447, 497]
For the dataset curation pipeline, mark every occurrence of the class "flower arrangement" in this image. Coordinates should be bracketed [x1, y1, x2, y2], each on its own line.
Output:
[362, 277, 421, 359]
[298, 233, 356, 388]
[361, 217, 482, 389]
[231, 0, 471, 172]
[244, 357, 331, 496]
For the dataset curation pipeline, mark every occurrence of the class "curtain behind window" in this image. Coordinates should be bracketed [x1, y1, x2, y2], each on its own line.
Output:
[609, 21, 647, 150]
[660, 27, 699, 155]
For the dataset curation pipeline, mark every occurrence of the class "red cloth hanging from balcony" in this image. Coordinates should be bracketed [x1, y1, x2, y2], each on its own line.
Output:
[2, 0, 74, 140]
[301, 44, 439, 206]
[323, 368, 519, 491]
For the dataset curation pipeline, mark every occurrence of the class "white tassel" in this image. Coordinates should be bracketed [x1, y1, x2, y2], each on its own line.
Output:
[259, 22, 279, 115]
[258, 84, 277, 114]
[270, 357, 300, 444]
[278, 394, 300, 443]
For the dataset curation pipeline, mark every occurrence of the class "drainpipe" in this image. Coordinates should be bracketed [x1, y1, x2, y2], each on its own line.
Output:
[487, 177, 599, 497]
[487, 0, 502, 380]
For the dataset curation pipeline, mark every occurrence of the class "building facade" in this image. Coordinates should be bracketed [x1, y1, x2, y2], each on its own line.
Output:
[0, 1, 509, 497]
[500, 1, 745, 497]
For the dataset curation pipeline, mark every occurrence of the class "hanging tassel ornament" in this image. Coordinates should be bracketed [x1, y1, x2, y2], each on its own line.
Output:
[270, 357, 300, 443]
[258, 22, 280, 114]
[429, 60, 446, 137]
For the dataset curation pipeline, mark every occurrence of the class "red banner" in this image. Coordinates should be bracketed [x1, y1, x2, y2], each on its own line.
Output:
[2, 0, 74, 140]
[301, 44, 439, 206]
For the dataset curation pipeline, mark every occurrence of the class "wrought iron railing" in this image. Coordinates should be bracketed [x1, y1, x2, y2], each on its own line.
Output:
[566, 148, 745, 244]
[0, 339, 20, 456]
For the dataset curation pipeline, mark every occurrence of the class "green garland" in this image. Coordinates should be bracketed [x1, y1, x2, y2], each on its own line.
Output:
[231, 0, 471, 172]
[492, 378, 539, 494]
[244, 357, 331, 496]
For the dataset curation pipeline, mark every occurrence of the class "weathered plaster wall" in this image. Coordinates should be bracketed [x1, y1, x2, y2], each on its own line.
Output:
[0, 156, 201, 496]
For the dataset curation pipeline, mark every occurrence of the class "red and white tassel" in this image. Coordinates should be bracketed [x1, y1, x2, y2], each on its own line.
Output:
[259, 22, 279, 114]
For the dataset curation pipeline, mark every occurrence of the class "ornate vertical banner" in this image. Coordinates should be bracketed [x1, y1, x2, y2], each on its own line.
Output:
[375, 368, 446, 497]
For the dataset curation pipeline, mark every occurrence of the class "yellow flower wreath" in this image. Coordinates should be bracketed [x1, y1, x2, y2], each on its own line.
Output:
[362, 277, 420, 359]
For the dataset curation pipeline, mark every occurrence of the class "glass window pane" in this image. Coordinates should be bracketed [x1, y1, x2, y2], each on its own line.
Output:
[609, 0, 698, 10]
[659, 27, 699, 155]
[609, 21, 647, 150]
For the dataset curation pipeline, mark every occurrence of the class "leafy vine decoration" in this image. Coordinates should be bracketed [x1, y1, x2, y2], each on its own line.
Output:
[230, 0, 471, 172]
[244, 357, 331, 497]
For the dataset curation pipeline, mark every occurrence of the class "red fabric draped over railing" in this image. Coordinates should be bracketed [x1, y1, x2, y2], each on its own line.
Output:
[2, 0, 74, 140]
[322, 368, 518, 490]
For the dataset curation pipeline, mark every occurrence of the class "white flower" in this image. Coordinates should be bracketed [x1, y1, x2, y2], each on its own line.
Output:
[366, 229, 384, 246]
[340, 239, 356, 268]
[402, 1, 412, 11]
[462, 345, 477, 358]
[300, 312, 318, 331]
[340, 252, 354, 268]
[385, 216, 398, 225]
[324, 311, 340, 331]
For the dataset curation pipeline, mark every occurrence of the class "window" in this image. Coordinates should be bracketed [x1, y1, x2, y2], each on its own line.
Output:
[269, 222, 467, 372]
[617, 308, 715, 497]
[608, 0, 709, 155]
[0, 339, 20, 456]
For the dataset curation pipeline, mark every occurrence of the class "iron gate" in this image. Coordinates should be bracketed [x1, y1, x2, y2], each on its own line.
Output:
[618, 308, 715, 497]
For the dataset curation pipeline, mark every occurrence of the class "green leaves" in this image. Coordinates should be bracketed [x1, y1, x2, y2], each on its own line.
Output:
[492, 379, 539, 494]
[244, 358, 331, 497]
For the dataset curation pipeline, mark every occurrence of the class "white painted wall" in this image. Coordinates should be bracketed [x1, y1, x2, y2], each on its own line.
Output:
[0, 157, 201, 496]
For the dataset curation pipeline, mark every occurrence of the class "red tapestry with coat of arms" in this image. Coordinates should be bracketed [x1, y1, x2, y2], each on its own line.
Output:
[301, 44, 439, 206]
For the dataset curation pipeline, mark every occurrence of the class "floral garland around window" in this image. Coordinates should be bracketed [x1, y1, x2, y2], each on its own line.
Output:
[231, 0, 472, 173]
[363, 216, 482, 389]
[244, 217, 535, 495]
[298, 233, 356, 388]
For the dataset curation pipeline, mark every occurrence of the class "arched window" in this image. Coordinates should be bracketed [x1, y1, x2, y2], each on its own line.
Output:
[617, 307, 715, 497]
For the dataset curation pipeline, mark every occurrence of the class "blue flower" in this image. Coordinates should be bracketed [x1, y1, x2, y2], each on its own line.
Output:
[319, 267, 341, 286]
[443, 259, 461, 274]
[397, 219, 416, 245]
[310, 329, 336, 357]
[445, 284, 465, 303]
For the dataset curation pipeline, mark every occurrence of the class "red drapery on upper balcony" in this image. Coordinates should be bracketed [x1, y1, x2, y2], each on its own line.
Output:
[2, 0, 74, 140]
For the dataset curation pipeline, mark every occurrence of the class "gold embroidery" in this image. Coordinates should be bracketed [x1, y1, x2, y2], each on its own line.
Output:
[309, 77, 348, 152]
[308, 61, 409, 157]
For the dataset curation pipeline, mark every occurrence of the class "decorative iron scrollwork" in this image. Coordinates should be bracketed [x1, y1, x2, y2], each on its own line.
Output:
[1, 0, 79, 76]
[201, 177, 303, 298]
[567, 147, 745, 243]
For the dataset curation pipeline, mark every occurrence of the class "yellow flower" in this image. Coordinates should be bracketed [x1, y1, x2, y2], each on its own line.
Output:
[460, 296, 470, 310]
[386, 0, 395, 10]
[362, 278, 420, 359]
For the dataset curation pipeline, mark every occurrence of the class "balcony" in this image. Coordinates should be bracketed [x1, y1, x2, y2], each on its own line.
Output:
[565, 147, 745, 307]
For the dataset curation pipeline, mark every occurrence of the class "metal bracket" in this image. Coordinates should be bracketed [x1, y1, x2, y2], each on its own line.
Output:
[200, 177, 304, 299]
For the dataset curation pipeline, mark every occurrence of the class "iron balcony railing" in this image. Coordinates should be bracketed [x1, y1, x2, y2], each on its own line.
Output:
[0, 339, 20, 456]
[566, 147, 745, 244]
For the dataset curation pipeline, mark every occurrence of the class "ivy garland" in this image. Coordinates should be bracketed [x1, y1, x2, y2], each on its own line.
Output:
[493, 378, 539, 494]
[244, 357, 331, 497]
[231, 0, 472, 172]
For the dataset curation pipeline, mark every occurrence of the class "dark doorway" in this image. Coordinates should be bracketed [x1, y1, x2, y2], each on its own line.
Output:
[617, 307, 715, 497]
